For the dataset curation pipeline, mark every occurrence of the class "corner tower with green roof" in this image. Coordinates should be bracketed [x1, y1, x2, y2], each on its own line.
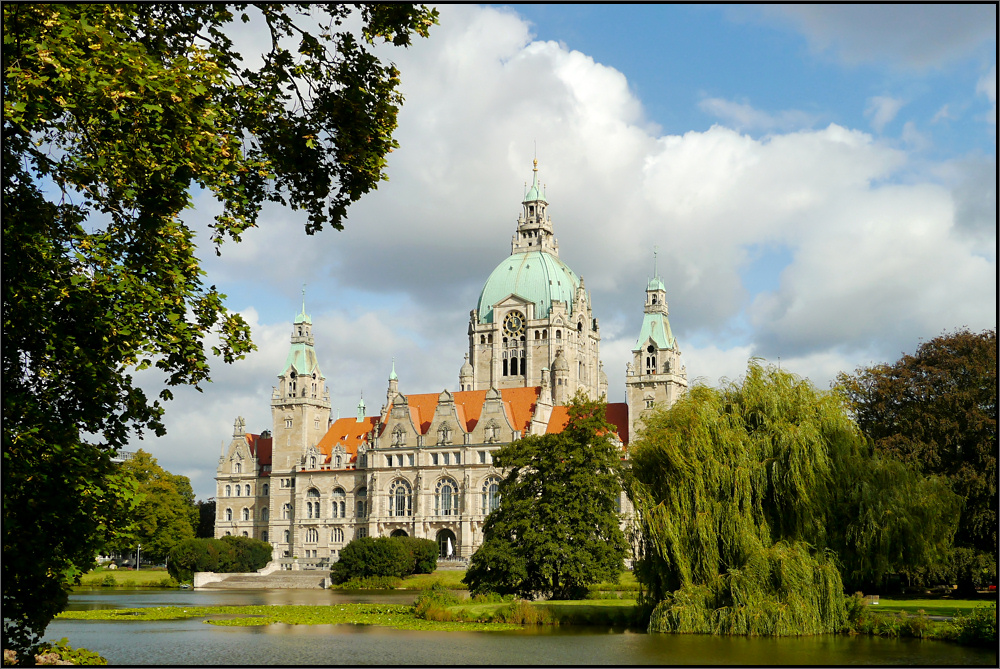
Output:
[270, 296, 331, 558]
[465, 161, 603, 401]
[626, 269, 687, 439]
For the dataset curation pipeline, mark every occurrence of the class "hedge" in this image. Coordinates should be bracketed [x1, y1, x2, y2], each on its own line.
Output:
[167, 536, 271, 582]
[331, 536, 438, 584]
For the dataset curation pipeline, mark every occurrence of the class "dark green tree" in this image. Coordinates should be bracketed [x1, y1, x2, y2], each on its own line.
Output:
[114, 450, 198, 562]
[464, 395, 629, 600]
[196, 500, 217, 539]
[3, 3, 436, 657]
[628, 362, 960, 636]
[837, 328, 997, 591]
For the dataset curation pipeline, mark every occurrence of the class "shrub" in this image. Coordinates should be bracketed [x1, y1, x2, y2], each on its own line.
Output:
[331, 536, 436, 584]
[395, 536, 438, 574]
[471, 592, 517, 604]
[220, 535, 272, 573]
[167, 536, 271, 582]
[492, 600, 554, 625]
[948, 605, 998, 647]
[33, 638, 107, 665]
[414, 582, 462, 619]
[332, 576, 403, 590]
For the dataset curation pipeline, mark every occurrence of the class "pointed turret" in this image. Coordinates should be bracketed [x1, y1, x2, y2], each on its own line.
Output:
[626, 255, 687, 439]
[512, 160, 558, 255]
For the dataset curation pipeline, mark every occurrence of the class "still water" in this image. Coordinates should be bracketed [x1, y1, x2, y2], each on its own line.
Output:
[48, 589, 996, 666]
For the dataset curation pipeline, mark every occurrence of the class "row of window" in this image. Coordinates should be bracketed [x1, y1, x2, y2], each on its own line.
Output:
[281, 527, 365, 545]
[224, 483, 268, 497]
[388, 477, 500, 517]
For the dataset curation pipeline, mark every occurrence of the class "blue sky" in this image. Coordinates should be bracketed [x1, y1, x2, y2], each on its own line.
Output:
[121, 5, 996, 499]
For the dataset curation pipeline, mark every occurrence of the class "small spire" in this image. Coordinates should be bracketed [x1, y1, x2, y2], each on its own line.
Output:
[301, 283, 306, 315]
[653, 246, 659, 279]
[389, 357, 398, 381]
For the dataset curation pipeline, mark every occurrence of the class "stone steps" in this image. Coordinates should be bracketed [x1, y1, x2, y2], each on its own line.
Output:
[203, 571, 331, 589]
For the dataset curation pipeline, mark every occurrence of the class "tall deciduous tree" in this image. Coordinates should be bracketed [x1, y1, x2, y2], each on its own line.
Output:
[464, 395, 629, 600]
[837, 328, 997, 590]
[628, 362, 960, 636]
[2, 3, 436, 657]
[115, 450, 198, 562]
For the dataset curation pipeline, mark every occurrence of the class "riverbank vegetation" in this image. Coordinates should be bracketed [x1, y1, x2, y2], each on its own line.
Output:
[77, 568, 178, 589]
[627, 362, 962, 636]
[837, 328, 997, 593]
[167, 535, 271, 582]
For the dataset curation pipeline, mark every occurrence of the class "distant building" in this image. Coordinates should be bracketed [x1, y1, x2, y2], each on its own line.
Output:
[216, 162, 687, 560]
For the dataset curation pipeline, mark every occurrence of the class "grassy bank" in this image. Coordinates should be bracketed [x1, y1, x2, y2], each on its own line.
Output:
[56, 603, 520, 632]
[872, 598, 992, 618]
[76, 568, 178, 588]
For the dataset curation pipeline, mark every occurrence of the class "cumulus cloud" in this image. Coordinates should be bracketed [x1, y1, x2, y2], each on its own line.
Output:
[126, 5, 996, 499]
[762, 5, 997, 69]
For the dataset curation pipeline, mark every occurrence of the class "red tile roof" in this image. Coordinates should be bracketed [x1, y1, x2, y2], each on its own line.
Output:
[545, 402, 630, 445]
[245, 433, 272, 465]
[317, 416, 380, 466]
[396, 387, 541, 433]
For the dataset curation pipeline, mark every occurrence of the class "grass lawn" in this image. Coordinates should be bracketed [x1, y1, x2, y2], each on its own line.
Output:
[589, 571, 640, 592]
[399, 569, 468, 590]
[77, 567, 178, 588]
[872, 598, 996, 618]
[397, 568, 639, 593]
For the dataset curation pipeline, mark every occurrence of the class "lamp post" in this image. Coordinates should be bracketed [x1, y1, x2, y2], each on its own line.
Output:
[136, 544, 141, 571]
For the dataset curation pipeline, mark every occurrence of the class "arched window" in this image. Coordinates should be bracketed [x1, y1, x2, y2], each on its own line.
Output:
[233, 462, 241, 474]
[309, 456, 316, 468]
[225, 485, 231, 497]
[245, 484, 251, 496]
[261, 507, 269, 522]
[482, 477, 501, 515]
[225, 508, 233, 521]
[242, 531, 249, 537]
[282, 503, 292, 519]
[262, 531, 268, 542]
[335, 455, 342, 468]
[389, 479, 412, 517]
[435, 477, 459, 516]
[356, 487, 368, 518]
[235, 484, 241, 497]
[556, 330, 561, 339]
[332, 488, 346, 518]
[502, 351, 509, 377]
[307, 488, 320, 519]
[262, 483, 269, 496]
[242, 507, 250, 521]
[332, 528, 344, 543]
[283, 529, 290, 543]
[306, 528, 318, 543]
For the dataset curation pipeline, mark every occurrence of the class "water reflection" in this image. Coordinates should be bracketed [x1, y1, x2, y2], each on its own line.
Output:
[51, 590, 997, 666]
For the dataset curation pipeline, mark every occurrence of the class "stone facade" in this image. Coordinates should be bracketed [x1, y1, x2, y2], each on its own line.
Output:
[215, 162, 687, 561]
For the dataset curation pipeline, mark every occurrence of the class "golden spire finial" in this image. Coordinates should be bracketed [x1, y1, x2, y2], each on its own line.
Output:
[533, 158, 538, 170]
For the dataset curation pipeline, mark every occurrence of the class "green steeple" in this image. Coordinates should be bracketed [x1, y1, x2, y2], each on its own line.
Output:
[522, 159, 547, 203]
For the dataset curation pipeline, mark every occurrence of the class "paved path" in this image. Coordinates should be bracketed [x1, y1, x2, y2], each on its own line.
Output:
[202, 571, 330, 589]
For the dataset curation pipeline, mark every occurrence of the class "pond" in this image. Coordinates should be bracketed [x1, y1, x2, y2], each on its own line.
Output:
[47, 590, 996, 666]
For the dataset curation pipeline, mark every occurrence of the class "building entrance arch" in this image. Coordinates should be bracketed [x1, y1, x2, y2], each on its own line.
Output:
[436, 529, 457, 559]
[390, 529, 408, 538]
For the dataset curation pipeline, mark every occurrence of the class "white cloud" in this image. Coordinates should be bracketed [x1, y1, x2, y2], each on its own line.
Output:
[126, 5, 996, 499]
[865, 96, 906, 133]
[698, 97, 819, 132]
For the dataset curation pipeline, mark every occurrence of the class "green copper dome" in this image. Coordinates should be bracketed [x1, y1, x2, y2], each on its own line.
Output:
[477, 250, 582, 324]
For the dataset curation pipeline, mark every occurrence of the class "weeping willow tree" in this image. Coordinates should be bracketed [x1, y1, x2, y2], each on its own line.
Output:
[627, 362, 960, 636]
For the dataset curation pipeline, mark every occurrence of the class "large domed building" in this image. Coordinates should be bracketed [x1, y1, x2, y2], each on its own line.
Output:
[215, 162, 687, 563]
